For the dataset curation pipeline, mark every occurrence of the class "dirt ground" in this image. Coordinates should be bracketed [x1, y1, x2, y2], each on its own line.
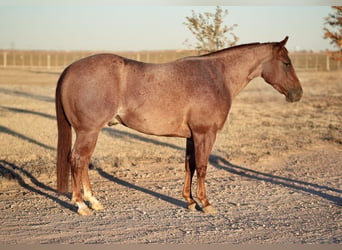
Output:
[0, 68, 341, 244]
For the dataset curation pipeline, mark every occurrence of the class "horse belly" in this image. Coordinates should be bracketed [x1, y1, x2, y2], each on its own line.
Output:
[117, 108, 191, 138]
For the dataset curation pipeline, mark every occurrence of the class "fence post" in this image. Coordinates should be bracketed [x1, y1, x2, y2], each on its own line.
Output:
[47, 54, 51, 69]
[20, 55, 24, 68]
[315, 54, 318, 71]
[30, 53, 33, 68]
[326, 54, 330, 71]
[3, 52, 7, 67]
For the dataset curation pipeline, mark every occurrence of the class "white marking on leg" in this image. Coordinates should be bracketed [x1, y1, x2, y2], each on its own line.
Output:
[84, 192, 104, 211]
[76, 201, 93, 216]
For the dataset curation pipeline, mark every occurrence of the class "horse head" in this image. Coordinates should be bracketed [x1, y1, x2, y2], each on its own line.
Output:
[261, 36, 303, 102]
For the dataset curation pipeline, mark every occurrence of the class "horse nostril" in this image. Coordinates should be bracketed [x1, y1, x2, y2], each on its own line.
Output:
[286, 87, 303, 102]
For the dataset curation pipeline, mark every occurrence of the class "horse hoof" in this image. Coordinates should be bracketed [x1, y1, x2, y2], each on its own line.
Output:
[91, 202, 104, 211]
[202, 205, 217, 214]
[78, 207, 93, 216]
[188, 203, 197, 211]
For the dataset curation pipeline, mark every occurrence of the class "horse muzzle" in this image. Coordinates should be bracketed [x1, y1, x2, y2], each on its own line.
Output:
[286, 87, 303, 102]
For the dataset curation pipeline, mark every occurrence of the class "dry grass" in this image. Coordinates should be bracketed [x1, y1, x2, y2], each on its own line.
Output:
[0, 68, 341, 243]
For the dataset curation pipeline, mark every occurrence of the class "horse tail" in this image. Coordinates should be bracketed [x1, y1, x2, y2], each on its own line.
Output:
[56, 70, 72, 193]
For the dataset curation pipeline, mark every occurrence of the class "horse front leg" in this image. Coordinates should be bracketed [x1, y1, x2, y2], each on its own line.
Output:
[182, 138, 197, 211]
[193, 130, 217, 214]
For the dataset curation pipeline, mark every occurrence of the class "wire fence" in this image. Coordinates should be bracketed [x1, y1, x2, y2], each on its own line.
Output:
[0, 50, 341, 71]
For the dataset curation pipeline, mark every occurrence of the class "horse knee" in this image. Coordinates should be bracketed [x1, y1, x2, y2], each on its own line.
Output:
[69, 153, 80, 169]
[196, 165, 207, 178]
[70, 151, 90, 169]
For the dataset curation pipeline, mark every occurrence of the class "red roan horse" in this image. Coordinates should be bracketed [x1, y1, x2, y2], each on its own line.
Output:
[56, 37, 302, 215]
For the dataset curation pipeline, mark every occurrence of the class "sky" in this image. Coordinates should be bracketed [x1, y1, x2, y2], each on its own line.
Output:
[0, 1, 339, 52]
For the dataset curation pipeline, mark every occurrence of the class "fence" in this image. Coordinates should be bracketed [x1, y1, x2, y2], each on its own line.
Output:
[0, 50, 197, 70]
[0, 50, 341, 71]
[291, 52, 341, 71]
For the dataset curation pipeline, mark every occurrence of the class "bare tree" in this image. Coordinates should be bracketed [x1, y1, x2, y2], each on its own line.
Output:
[183, 6, 238, 53]
[323, 6, 342, 60]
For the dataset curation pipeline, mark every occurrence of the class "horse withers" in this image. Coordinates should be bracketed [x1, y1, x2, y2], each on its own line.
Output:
[56, 37, 302, 215]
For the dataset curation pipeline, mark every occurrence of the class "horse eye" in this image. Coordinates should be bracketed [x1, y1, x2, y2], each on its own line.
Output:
[283, 62, 291, 67]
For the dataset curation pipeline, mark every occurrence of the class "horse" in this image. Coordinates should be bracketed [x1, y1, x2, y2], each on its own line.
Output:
[56, 36, 303, 215]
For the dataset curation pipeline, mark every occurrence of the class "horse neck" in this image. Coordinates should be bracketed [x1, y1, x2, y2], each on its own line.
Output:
[214, 44, 274, 99]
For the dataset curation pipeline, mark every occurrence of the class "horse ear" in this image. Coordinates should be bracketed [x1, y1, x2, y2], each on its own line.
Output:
[279, 36, 289, 48]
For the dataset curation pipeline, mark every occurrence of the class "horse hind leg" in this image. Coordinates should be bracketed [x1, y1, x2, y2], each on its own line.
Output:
[82, 164, 104, 211]
[70, 130, 101, 215]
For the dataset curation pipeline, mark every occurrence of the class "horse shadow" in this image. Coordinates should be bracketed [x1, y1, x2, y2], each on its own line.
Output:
[103, 127, 342, 207]
[209, 155, 342, 206]
[95, 167, 187, 209]
[0, 160, 76, 213]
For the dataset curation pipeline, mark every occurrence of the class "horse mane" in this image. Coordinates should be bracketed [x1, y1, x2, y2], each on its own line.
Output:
[199, 41, 275, 57]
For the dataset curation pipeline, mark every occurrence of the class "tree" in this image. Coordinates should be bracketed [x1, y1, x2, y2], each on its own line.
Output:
[323, 6, 342, 60]
[183, 6, 238, 53]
